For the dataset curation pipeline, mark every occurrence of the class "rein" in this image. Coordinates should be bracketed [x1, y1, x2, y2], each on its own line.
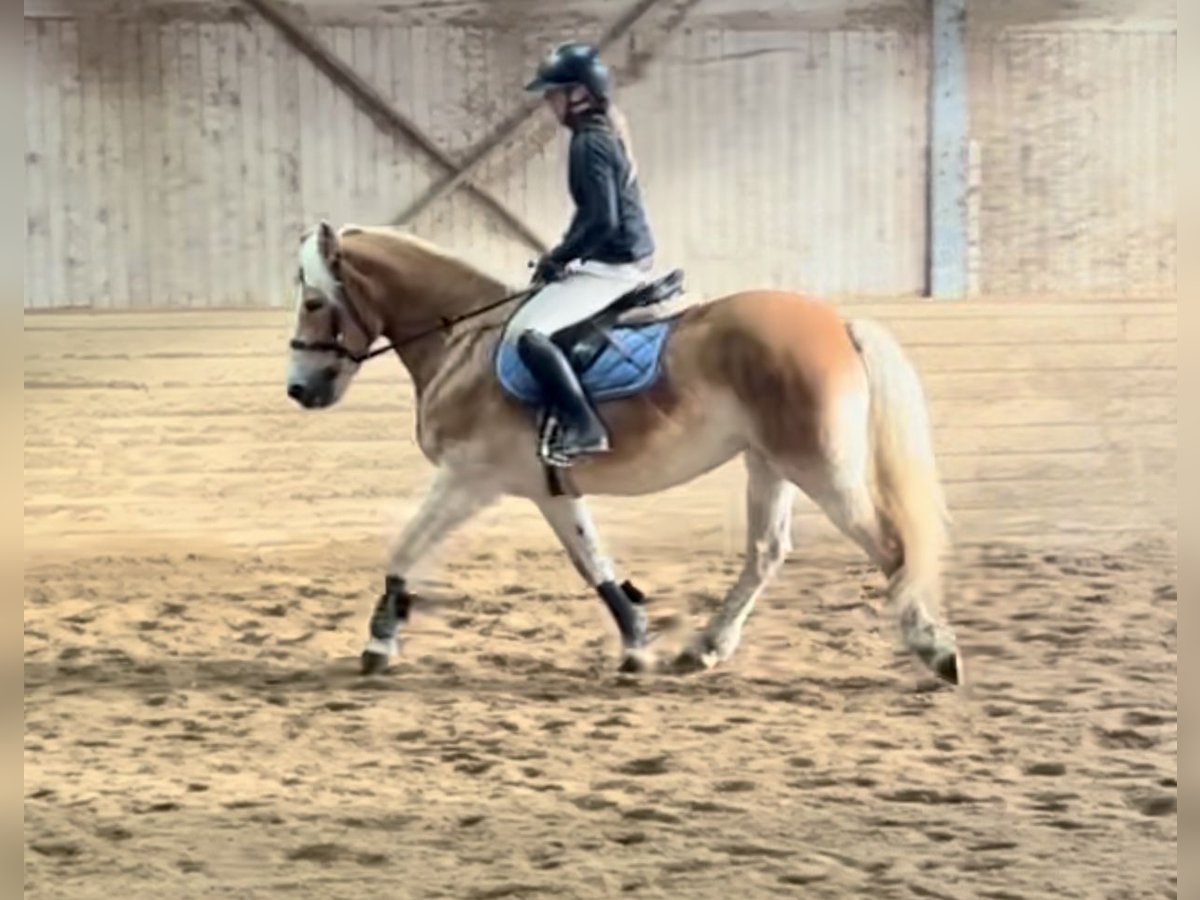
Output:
[291, 281, 537, 365]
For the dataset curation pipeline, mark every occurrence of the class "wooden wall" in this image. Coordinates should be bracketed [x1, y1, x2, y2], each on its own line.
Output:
[22, 0, 931, 310]
[967, 11, 1176, 296]
[23, 297, 1175, 548]
[23, 0, 1178, 310]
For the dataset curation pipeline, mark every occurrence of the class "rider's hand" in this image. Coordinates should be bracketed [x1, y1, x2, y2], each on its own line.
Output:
[531, 256, 564, 285]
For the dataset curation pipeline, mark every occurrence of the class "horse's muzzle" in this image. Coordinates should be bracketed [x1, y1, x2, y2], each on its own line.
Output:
[287, 380, 333, 409]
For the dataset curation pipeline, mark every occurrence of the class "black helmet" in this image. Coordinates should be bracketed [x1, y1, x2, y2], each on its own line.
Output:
[525, 41, 611, 100]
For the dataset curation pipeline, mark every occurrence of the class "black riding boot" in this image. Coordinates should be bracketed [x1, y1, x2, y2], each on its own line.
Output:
[516, 329, 610, 462]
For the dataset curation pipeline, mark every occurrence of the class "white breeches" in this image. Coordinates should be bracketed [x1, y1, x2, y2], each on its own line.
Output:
[502, 258, 651, 345]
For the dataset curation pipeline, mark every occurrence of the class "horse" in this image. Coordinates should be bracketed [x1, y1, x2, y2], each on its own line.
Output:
[285, 220, 962, 685]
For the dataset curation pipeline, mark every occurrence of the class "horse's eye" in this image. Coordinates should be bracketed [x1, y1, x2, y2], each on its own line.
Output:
[303, 297, 323, 313]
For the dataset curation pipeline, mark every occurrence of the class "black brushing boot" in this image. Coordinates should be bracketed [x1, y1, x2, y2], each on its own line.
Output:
[516, 329, 610, 464]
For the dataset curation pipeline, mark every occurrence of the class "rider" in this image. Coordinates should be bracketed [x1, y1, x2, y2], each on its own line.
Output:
[508, 40, 657, 464]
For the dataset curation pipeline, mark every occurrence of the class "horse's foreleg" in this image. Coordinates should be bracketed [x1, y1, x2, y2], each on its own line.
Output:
[536, 495, 650, 673]
[361, 468, 497, 674]
[676, 451, 796, 672]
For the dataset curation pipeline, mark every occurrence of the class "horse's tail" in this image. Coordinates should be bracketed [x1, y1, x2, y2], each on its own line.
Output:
[845, 318, 949, 586]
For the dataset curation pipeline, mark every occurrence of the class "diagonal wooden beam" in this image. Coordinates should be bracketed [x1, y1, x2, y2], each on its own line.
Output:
[240, 0, 548, 253]
[389, 0, 674, 229]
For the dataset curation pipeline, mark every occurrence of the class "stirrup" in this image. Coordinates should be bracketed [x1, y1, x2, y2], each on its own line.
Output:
[537, 413, 609, 468]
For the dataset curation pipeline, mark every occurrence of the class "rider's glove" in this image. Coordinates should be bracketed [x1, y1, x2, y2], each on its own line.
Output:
[531, 256, 565, 285]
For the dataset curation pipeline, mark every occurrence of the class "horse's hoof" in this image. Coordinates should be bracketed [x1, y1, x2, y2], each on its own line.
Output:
[618, 647, 652, 675]
[671, 647, 715, 675]
[934, 650, 962, 686]
[907, 628, 961, 687]
[360, 649, 390, 675]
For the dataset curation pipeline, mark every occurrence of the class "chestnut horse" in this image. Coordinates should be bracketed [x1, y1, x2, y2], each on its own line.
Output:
[285, 221, 961, 685]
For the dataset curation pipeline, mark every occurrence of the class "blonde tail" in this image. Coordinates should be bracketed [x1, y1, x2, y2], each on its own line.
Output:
[846, 318, 960, 683]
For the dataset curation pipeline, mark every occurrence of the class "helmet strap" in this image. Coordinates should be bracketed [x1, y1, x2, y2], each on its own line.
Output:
[564, 87, 606, 126]
[569, 86, 596, 109]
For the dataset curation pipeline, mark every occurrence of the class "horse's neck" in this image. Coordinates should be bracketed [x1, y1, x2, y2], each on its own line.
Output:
[390, 328, 450, 398]
[366, 241, 516, 393]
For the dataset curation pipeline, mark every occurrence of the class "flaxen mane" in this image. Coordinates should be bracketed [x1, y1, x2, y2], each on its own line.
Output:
[350, 227, 512, 291]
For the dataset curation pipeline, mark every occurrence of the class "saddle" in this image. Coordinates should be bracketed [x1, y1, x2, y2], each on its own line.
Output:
[552, 268, 687, 373]
[495, 267, 691, 495]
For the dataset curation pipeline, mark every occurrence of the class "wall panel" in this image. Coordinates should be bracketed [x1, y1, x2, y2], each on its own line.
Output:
[969, 26, 1176, 295]
[22, 3, 928, 308]
[21, 0, 1178, 307]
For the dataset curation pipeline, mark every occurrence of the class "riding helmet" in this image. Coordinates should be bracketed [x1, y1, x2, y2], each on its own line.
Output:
[525, 41, 611, 100]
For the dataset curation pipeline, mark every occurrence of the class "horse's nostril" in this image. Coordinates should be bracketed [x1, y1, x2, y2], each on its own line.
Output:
[287, 383, 306, 402]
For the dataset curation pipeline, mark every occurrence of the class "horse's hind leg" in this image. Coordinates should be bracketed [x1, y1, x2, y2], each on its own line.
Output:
[802, 468, 958, 682]
[802, 471, 899, 576]
[675, 451, 796, 672]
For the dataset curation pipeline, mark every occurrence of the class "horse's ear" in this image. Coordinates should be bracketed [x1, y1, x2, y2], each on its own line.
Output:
[316, 220, 339, 268]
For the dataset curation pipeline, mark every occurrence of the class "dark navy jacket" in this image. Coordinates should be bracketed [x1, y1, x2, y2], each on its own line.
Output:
[546, 111, 655, 267]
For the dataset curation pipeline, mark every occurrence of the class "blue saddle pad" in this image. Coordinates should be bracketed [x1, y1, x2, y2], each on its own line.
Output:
[496, 321, 673, 406]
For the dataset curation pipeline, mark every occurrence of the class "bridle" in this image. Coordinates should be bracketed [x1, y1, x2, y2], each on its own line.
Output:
[289, 265, 537, 365]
